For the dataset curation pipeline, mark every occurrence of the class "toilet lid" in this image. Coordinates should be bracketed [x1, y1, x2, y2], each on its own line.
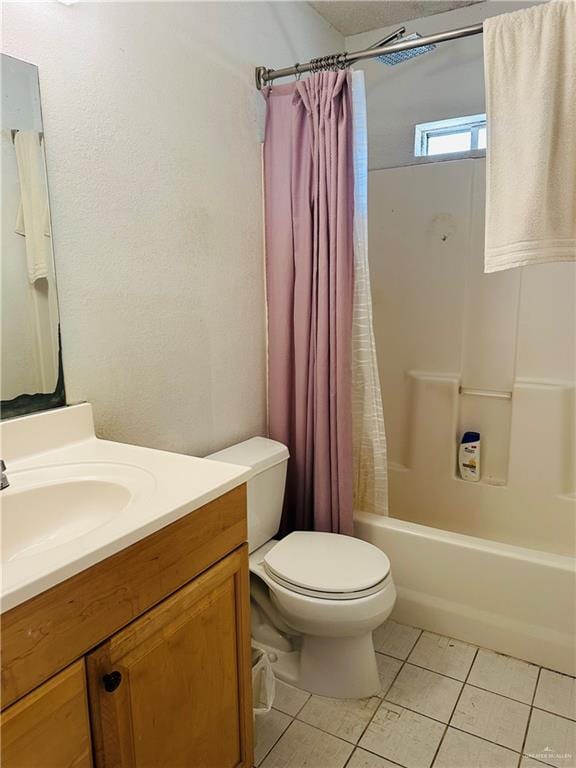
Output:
[263, 531, 390, 596]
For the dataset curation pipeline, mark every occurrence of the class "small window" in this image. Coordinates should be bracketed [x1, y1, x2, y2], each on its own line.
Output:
[414, 114, 487, 158]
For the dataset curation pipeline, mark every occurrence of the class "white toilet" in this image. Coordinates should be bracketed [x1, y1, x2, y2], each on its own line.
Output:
[208, 437, 396, 699]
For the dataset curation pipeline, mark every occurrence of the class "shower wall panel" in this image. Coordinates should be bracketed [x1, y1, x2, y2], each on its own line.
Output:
[368, 157, 576, 554]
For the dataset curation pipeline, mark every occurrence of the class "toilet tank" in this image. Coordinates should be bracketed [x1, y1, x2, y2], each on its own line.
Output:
[206, 437, 289, 553]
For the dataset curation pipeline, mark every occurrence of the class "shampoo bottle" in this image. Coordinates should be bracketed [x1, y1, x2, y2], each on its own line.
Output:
[459, 431, 481, 482]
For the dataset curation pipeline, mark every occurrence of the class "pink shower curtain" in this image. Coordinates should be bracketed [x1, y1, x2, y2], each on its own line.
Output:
[263, 71, 354, 535]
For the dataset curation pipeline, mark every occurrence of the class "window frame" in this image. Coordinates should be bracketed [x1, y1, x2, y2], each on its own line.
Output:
[414, 113, 487, 158]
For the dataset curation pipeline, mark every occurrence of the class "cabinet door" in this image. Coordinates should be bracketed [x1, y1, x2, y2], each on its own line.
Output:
[87, 546, 253, 768]
[1, 659, 92, 768]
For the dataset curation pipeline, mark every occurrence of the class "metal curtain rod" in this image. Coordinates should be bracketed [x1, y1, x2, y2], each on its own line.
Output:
[255, 22, 484, 89]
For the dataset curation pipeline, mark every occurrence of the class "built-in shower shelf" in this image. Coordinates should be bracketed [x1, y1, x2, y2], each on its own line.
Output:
[457, 379, 512, 486]
[388, 461, 409, 473]
[459, 386, 512, 400]
[388, 373, 574, 549]
[452, 474, 507, 488]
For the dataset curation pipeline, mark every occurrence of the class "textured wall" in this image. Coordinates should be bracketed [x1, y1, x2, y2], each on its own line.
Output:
[2, 2, 342, 454]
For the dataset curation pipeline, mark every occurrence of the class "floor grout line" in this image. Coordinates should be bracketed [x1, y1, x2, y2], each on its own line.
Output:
[383, 655, 541, 707]
[254, 712, 295, 767]
[444, 723, 526, 756]
[258, 717, 358, 767]
[398, 658, 474, 684]
[462, 679, 538, 707]
[519, 666, 542, 767]
[344, 741, 406, 768]
[342, 748, 356, 768]
[375, 650, 412, 662]
[429, 646, 480, 768]
[531, 705, 576, 724]
[373, 623, 422, 665]
[293, 704, 379, 747]
[379, 696, 459, 727]
[354, 657, 408, 747]
[537, 665, 576, 679]
[350, 739, 416, 768]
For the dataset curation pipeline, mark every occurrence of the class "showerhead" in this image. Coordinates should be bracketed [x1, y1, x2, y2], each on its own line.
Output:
[373, 31, 436, 66]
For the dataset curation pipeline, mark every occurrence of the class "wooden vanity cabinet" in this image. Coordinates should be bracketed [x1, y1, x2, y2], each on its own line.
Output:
[0, 660, 92, 768]
[87, 548, 252, 768]
[1, 486, 253, 768]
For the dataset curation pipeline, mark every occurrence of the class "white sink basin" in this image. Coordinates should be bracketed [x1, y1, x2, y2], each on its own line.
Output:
[0, 404, 251, 612]
[2, 463, 155, 563]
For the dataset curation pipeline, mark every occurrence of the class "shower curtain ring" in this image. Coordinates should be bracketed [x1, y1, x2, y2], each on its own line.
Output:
[294, 63, 302, 81]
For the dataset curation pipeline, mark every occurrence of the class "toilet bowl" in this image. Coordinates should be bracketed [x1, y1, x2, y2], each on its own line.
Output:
[208, 437, 396, 699]
[251, 534, 396, 698]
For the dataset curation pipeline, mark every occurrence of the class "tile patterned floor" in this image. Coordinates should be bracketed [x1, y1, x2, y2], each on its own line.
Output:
[254, 621, 576, 768]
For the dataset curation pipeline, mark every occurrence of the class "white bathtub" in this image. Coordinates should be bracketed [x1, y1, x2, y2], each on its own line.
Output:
[355, 512, 576, 675]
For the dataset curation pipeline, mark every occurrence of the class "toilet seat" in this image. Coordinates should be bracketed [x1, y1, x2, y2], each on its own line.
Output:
[264, 569, 389, 600]
[263, 531, 391, 601]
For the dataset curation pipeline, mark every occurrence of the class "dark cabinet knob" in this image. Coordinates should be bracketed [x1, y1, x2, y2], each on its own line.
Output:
[102, 671, 122, 692]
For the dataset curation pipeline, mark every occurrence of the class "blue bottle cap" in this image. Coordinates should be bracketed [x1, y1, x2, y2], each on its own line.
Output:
[461, 431, 480, 443]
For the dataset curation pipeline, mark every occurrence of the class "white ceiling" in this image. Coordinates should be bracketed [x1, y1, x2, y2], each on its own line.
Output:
[308, 1, 485, 36]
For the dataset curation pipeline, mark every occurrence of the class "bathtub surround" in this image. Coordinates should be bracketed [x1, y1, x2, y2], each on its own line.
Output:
[346, 3, 575, 551]
[349, 0, 575, 670]
[360, 163, 572, 673]
[2, 2, 343, 455]
[367, 159, 575, 553]
[483, 1, 576, 272]
[263, 72, 355, 535]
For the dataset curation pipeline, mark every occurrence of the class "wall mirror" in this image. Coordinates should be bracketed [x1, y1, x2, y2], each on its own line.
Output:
[1, 54, 65, 419]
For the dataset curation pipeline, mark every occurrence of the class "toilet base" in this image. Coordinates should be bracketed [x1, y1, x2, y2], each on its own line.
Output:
[260, 631, 381, 699]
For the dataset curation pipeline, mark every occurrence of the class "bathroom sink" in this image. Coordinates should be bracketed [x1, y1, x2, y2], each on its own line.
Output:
[0, 404, 251, 612]
[1, 463, 155, 563]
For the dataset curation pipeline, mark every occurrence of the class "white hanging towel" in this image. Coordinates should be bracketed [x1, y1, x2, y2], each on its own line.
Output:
[483, 0, 576, 273]
[15, 199, 51, 238]
[14, 130, 49, 283]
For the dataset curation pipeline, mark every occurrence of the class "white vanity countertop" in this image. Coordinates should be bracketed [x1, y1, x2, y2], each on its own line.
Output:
[0, 404, 251, 612]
